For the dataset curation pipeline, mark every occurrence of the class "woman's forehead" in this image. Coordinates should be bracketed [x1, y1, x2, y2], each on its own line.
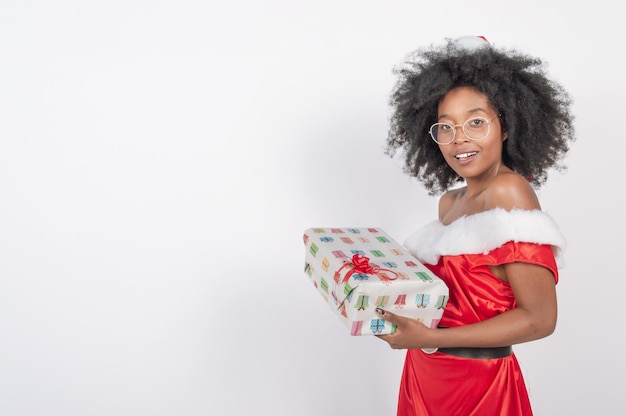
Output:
[438, 87, 494, 117]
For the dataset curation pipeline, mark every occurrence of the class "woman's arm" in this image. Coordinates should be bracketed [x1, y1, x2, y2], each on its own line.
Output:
[376, 261, 557, 350]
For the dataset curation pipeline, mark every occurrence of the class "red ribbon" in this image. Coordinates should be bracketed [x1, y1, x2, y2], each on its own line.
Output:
[335, 254, 398, 283]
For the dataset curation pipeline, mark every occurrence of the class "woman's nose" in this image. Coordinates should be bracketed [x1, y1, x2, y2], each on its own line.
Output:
[452, 125, 470, 143]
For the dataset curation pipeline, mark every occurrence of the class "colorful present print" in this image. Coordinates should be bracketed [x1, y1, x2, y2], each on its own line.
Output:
[303, 227, 449, 336]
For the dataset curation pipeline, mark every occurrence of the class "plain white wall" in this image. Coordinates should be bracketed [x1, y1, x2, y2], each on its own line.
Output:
[1, 1, 623, 415]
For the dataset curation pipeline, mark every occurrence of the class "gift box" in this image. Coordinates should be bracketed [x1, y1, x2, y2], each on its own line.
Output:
[303, 227, 449, 336]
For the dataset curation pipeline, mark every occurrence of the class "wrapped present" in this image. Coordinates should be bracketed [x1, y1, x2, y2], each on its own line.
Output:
[303, 227, 449, 336]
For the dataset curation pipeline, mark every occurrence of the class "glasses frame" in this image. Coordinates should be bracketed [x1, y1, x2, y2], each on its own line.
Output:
[429, 115, 500, 145]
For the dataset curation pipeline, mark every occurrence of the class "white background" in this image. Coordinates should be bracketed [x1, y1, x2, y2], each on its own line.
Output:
[0, 1, 623, 415]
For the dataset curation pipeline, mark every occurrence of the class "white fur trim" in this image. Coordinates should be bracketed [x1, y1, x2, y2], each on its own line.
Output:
[403, 209, 566, 266]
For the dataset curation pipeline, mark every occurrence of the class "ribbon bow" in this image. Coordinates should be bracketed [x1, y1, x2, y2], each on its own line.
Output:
[335, 254, 398, 283]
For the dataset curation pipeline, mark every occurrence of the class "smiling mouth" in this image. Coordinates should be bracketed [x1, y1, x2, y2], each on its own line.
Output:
[455, 152, 478, 160]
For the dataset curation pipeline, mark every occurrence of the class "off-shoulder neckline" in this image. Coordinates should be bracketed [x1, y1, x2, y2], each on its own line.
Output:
[439, 207, 543, 227]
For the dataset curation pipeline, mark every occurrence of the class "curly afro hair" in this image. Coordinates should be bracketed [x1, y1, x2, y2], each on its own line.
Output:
[386, 37, 576, 196]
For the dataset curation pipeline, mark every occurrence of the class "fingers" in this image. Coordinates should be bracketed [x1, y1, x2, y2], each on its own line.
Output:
[375, 307, 399, 323]
[375, 308, 404, 348]
[375, 329, 404, 349]
[375, 308, 429, 350]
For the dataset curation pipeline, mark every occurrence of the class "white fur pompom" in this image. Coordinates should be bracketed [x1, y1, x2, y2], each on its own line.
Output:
[453, 35, 490, 51]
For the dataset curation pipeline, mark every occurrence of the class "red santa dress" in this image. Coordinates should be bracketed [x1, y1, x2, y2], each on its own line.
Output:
[398, 208, 566, 416]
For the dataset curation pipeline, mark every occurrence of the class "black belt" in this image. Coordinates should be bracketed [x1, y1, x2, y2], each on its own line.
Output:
[437, 346, 512, 359]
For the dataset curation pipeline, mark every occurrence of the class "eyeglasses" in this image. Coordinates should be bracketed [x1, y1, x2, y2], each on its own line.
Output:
[429, 116, 499, 145]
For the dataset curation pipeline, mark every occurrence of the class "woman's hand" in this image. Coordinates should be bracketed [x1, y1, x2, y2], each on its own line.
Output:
[375, 308, 435, 350]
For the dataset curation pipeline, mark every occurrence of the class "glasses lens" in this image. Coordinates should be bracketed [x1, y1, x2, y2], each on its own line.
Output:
[462, 117, 490, 140]
[430, 123, 454, 144]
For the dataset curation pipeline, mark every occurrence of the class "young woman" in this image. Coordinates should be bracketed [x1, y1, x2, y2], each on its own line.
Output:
[376, 36, 575, 415]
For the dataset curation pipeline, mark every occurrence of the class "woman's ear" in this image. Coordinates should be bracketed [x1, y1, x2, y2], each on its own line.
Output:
[502, 131, 508, 141]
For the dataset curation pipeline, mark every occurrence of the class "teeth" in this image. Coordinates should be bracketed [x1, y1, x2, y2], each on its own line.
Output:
[455, 152, 477, 159]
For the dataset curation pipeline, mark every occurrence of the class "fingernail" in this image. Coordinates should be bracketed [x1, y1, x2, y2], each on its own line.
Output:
[375, 307, 385, 316]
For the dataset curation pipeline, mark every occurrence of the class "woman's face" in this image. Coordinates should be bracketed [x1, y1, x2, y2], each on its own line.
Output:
[435, 86, 507, 181]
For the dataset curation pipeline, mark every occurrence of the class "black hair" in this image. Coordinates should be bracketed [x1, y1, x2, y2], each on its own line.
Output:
[386, 38, 575, 195]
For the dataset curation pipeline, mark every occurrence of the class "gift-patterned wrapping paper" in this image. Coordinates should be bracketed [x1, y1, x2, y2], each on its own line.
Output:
[303, 227, 449, 336]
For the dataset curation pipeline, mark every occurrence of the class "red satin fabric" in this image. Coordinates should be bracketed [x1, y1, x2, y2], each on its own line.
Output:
[397, 242, 558, 416]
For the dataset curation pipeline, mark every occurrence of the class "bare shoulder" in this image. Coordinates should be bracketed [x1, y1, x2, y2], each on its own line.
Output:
[438, 187, 464, 219]
[485, 172, 541, 211]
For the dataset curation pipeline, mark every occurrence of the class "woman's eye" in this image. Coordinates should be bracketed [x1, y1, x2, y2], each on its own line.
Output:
[468, 118, 485, 127]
